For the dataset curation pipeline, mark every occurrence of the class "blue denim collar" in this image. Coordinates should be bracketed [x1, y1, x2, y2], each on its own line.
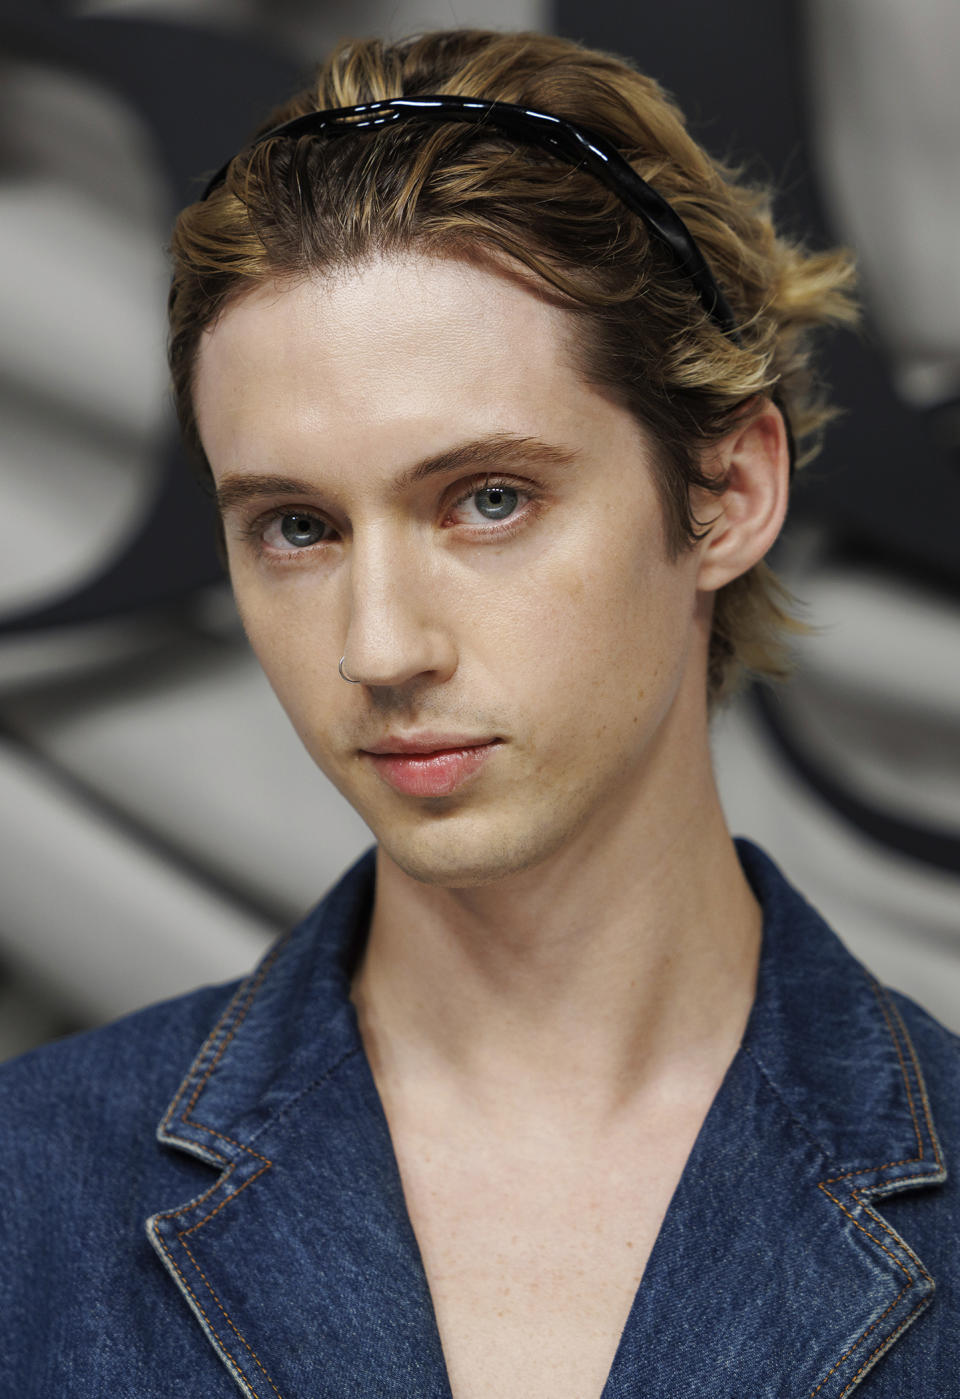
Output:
[147, 840, 946, 1398]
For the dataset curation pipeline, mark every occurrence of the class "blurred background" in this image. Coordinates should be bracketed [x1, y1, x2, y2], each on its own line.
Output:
[1, 0, 957, 1060]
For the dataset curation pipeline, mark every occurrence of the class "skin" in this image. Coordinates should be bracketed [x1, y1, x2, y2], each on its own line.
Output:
[194, 247, 789, 1141]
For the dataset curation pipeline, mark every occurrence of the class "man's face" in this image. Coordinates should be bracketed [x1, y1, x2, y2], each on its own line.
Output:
[194, 253, 712, 888]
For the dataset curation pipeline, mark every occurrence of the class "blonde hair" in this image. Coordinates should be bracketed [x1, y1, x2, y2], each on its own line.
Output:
[168, 28, 857, 703]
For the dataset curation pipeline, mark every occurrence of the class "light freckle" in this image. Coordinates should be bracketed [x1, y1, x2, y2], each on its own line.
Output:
[208, 256, 707, 893]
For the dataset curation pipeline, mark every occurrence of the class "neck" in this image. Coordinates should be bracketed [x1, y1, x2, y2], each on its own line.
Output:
[350, 718, 761, 1137]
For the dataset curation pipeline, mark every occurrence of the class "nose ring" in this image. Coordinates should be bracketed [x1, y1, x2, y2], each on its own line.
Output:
[338, 656, 361, 684]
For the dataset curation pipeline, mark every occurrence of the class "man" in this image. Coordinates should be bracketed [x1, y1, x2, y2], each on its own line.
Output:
[1, 27, 957, 1399]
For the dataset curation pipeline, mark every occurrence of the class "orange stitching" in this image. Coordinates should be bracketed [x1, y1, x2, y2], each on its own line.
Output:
[159, 989, 245, 1132]
[817, 985, 941, 1283]
[150, 1221, 263, 1399]
[185, 1118, 272, 1160]
[824, 1158, 930, 1182]
[154, 1152, 280, 1393]
[179, 1161, 272, 1236]
[828, 1158, 934, 1180]
[160, 1047, 364, 1390]
[817, 1178, 937, 1278]
[816, 984, 928, 1188]
[161, 983, 257, 1135]
[163, 933, 290, 1136]
[837, 1293, 933, 1398]
[809, 975, 942, 1395]
[162, 1139, 270, 1226]
[815, 1184, 913, 1279]
[869, 981, 925, 1159]
[153, 939, 293, 1394]
[166, 1161, 241, 1222]
[157, 945, 354, 1399]
[161, 912, 945, 1399]
[156, 919, 365, 1396]
[854, 1195, 935, 1281]
[808, 1282, 912, 1397]
[153, 1158, 283, 1396]
[176, 1232, 283, 1397]
[180, 939, 288, 1121]
[887, 995, 944, 1169]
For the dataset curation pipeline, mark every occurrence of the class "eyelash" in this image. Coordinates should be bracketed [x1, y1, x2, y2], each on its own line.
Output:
[445, 476, 536, 534]
[242, 475, 538, 561]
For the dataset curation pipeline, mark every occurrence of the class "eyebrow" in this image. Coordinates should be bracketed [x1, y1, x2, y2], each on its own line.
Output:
[214, 432, 578, 517]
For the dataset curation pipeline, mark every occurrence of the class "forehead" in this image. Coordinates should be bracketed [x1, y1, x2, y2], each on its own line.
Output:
[192, 253, 605, 480]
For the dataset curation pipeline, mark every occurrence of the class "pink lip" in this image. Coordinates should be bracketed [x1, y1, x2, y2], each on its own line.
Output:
[361, 735, 500, 797]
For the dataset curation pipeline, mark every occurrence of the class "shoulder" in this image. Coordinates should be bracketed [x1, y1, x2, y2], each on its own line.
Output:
[0, 853, 374, 1169]
[0, 979, 259, 1390]
[0, 978, 241, 1163]
[0, 977, 250, 1310]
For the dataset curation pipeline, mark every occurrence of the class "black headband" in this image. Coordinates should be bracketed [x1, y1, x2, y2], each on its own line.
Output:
[201, 94, 740, 340]
[200, 94, 796, 468]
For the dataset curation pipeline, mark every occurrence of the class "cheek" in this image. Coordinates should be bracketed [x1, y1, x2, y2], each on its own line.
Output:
[505, 541, 696, 731]
[532, 536, 670, 657]
[233, 584, 338, 718]
[476, 556, 638, 715]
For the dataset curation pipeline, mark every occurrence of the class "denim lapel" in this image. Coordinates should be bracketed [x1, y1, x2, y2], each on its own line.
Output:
[146, 850, 453, 1399]
[147, 841, 947, 1399]
[603, 841, 946, 1399]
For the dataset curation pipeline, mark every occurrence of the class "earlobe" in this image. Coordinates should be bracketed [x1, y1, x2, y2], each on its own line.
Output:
[695, 398, 791, 594]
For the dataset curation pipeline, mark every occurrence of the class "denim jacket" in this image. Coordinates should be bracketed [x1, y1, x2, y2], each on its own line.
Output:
[2, 840, 958, 1397]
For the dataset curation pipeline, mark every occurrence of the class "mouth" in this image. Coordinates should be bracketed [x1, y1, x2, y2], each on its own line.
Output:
[360, 734, 502, 798]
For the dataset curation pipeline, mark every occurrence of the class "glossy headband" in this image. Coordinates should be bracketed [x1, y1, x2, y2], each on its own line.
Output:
[200, 94, 796, 469]
[201, 94, 740, 340]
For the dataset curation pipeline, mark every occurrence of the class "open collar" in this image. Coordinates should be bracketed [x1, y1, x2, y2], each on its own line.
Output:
[146, 841, 946, 1398]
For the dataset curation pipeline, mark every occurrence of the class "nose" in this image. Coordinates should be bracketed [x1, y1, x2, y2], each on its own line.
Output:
[338, 528, 457, 689]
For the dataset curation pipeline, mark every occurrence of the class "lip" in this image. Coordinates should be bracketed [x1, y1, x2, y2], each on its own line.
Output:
[360, 735, 501, 797]
[362, 732, 496, 756]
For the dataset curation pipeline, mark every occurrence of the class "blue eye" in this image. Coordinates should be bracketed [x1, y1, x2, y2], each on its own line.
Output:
[473, 485, 519, 520]
[280, 513, 327, 547]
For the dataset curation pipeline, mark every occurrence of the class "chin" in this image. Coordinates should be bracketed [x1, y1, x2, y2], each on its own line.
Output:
[373, 818, 544, 890]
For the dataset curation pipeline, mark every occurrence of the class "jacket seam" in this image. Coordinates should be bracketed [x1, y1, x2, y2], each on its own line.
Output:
[154, 1040, 363, 1396]
[159, 966, 271, 1144]
[808, 1282, 913, 1398]
[177, 1226, 282, 1398]
[162, 932, 292, 1142]
[152, 886, 948, 1399]
[870, 981, 926, 1162]
[740, 1043, 832, 1158]
[887, 993, 946, 1176]
[243, 1045, 363, 1150]
[152, 937, 294, 1397]
[836, 1294, 933, 1399]
[150, 1218, 269, 1399]
[808, 978, 941, 1397]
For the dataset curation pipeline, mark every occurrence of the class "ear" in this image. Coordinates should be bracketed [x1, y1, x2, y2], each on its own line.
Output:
[694, 397, 791, 594]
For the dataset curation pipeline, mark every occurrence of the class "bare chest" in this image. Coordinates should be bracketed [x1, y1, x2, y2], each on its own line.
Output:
[392, 1128, 693, 1399]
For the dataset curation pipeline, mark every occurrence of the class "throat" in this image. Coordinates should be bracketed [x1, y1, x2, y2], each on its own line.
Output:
[360, 801, 762, 1093]
[374, 1044, 722, 1399]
